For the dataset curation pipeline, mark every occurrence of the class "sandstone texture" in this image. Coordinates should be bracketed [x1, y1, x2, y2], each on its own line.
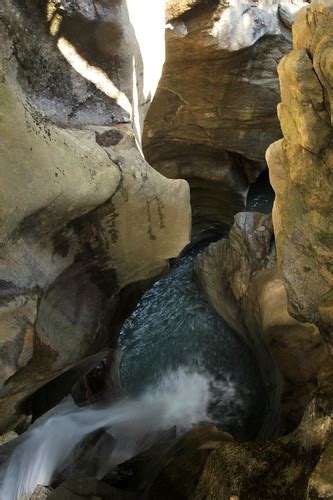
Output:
[149, 386, 333, 500]
[166, 0, 207, 21]
[195, 213, 332, 432]
[310, 438, 333, 499]
[144, 0, 295, 237]
[0, 0, 191, 433]
[266, 1, 333, 338]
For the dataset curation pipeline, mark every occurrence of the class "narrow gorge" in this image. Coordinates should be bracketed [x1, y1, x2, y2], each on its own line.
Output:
[0, 1, 332, 499]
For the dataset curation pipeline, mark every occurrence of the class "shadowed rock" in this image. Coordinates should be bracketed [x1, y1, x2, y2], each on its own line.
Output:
[266, 1, 333, 338]
[0, 0, 190, 432]
[144, 0, 292, 238]
[148, 386, 333, 499]
[195, 212, 332, 433]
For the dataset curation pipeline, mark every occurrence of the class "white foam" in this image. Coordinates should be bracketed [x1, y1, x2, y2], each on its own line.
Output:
[1, 367, 243, 499]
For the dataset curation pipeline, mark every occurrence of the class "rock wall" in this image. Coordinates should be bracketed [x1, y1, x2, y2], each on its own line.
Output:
[195, 212, 332, 432]
[0, 0, 191, 433]
[266, 1, 333, 339]
[149, 386, 332, 499]
[166, 0, 208, 21]
[144, 0, 295, 238]
[191, 2, 333, 494]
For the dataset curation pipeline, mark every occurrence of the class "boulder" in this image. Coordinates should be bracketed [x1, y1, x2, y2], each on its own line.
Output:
[144, 0, 292, 238]
[278, 1, 308, 29]
[166, 0, 207, 21]
[310, 439, 333, 500]
[29, 485, 53, 500]
[0, 0, 191, 432]
[48, 475, 117, 500]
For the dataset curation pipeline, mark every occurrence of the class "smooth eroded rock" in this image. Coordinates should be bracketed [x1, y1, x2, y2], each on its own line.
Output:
[195, 213, 332, 432]
[144, 0, 291, 238]
[0, 0, 191, 432]
[149, 387, 333, 499]
[266, 1, 333, 337]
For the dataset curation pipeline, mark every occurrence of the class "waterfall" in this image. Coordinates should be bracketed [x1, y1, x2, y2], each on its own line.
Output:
[2, 367, 244, 499]
[2, 251, 267, 499]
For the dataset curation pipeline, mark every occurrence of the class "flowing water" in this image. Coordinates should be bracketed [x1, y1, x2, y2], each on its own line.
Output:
[246, 170, 275, 214]
[1, 251, 267, 499]
[119, 253, 266, 439]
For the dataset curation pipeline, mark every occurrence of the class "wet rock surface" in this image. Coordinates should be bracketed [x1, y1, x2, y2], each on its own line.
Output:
[0, 1, 332, 499]
[29, 485, 53, 500]
[195, 212, 332, 432]
[148, 385, 332, 499]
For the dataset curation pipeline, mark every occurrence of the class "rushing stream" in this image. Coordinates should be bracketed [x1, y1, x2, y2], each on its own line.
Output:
[120, 252, 266, 439]
[2, 251, 267, 499]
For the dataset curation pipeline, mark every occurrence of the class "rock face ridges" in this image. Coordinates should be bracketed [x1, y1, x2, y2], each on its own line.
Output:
[0, 0, 191, 432]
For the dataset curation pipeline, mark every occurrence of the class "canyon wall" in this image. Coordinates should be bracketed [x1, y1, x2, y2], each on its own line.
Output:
[144, 0, 297, 238]
[0, 0, 191, 433]
[267, 1, 333, 340]
[192, 2, 333, 495]
[195, 212, 331, 433]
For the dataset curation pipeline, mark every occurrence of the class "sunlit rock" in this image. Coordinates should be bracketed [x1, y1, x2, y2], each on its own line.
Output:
[266, 1, 333, 337]
[0, 1, 191, 433]
[166, 0, 206, 21]
[144, 0, 292, 238]
[195, 212, 332, 432]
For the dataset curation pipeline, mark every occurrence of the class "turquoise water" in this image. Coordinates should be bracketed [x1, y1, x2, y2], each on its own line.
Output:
[119, 252, 267, 441]
[2, 251, 269, 499]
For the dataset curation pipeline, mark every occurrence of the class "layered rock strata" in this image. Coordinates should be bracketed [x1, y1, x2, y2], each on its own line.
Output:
[0, 0, 191, 433]
[195, 212, 332, 432]
[144, 0, 295, 237]
[266, 1, 333, 338]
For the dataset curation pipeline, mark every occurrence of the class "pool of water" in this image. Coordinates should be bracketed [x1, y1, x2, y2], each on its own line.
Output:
[120, 251, 267, 441]
[2, 250, 270, 499]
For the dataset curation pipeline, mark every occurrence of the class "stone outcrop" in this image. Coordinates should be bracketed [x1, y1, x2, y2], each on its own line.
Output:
[191, 2, 333, 492]
[28, 485, 53, 500]
[149, 386, 333, 500]
[166, 0, 207, 21]
[195, 212, 332, 432]
[0, 0, 191, 433]
[278, 1, 309, 29]
[266, 1, 333, 338]
[310, 438, 333, 499]
[144, 0, 295, 238]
